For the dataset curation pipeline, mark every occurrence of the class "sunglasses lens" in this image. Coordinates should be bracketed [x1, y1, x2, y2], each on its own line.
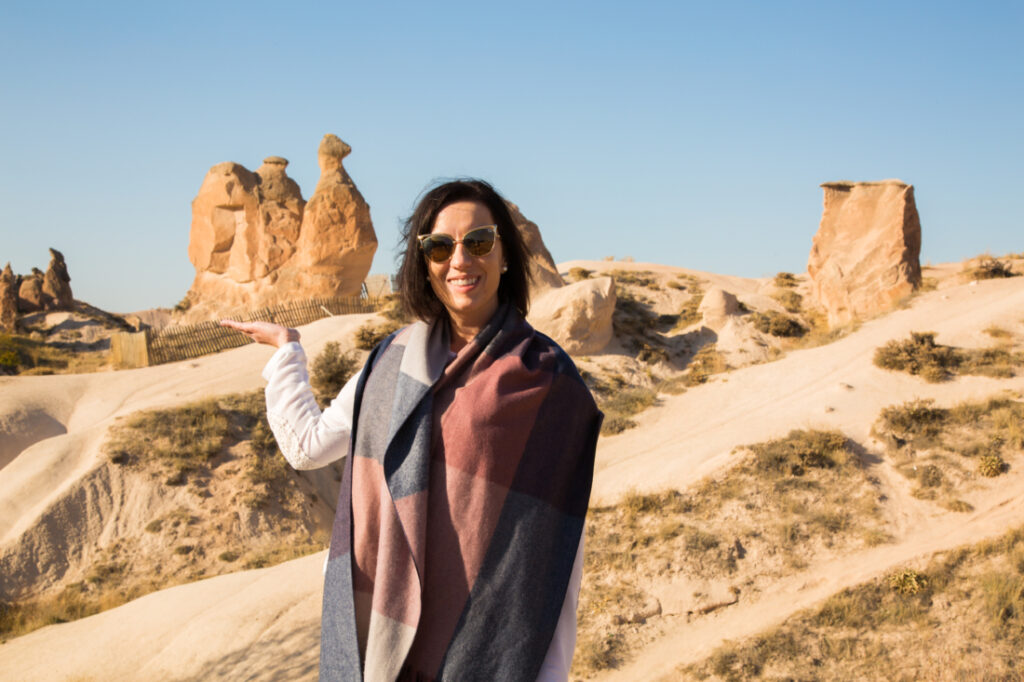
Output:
[463, 227, 496, 256]
[422, 236, 454, 263]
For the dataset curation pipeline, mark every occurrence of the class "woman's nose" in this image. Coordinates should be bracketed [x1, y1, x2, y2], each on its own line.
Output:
[450, 242, 472, 267]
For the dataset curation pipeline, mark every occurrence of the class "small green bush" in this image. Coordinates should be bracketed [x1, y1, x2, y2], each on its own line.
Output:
[0, 334, 20, 372]
[218, 551, 240, 562]
[888, 569, 928, 595]
[979, 454, 1006, 477]
[174, 545, 194, 555]
[310, 341, 358, 408]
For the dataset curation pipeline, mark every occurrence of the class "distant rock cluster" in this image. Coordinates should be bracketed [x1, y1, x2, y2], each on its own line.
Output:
[183, 134, 377, 320]
[808, 180, 922, 326]
[0, 249, 75, 332]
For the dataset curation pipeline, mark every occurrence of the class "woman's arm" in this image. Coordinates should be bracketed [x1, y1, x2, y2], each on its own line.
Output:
[222, 319, 358, 470]
[535, 534, 585, 682]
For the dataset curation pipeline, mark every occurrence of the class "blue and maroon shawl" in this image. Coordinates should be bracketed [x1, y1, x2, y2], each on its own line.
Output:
[320, 303, 601, 681]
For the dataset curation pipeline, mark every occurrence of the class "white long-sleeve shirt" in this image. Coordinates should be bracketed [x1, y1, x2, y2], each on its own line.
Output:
[261, 342, 583, 681]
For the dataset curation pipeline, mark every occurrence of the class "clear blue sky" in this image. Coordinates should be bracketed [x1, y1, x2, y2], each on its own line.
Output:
[2, 1, 1021, 312]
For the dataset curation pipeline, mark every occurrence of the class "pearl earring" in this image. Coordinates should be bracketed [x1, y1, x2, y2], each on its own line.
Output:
[501, 264, 508, 274]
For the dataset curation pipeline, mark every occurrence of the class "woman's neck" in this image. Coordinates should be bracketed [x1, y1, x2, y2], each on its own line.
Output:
[447, 318, 479, 352]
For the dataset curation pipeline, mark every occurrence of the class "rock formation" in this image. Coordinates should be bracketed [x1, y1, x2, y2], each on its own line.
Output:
[17, 269, 47, 313]
[287, 135, 377, 298]
[528, 276, 616, 354]
[506, 201, 564, 292]
[184, 135, 376, 319]
[42, 249, 73, 309]
[698, 286, 742, 332]
[0, 264, 17, 332]
[807, 180, 922, 326]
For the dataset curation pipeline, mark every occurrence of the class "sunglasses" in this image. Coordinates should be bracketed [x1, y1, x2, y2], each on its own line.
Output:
[418, 225, 500, 263]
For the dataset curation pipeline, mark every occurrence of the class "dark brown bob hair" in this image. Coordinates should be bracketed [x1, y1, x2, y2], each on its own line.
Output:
[396, 178, 533, 322]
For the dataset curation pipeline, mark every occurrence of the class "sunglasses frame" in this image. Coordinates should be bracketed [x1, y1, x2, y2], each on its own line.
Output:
[418, 225, 500, 263]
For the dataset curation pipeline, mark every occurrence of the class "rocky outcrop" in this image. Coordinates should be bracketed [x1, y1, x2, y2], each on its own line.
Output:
[506, 201, 564, 292]
[287, 135, 377, 298]
[528, 276, 616, 354]
[807, 180, 922, 326]
[184, 135, 376, 319]
[42, 249, 73, 309]
[0, 264, 17, 332]
[698, 286, 742, 332]
[17, 269, 47, 313]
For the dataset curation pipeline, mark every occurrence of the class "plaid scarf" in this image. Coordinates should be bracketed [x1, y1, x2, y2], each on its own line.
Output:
[319, 303, 601, 682]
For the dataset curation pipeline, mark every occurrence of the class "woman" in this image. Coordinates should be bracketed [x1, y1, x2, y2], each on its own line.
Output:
[222, 179, 601, 682]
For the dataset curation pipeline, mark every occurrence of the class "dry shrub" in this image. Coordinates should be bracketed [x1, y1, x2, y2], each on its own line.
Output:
[874, 332, 959, 382]
[752, 311, 806, 337]
[747, 429, 851, 476]
[970, 257, 1018, 280]
[568, 267, 592, 282]
[354, 320, 401, 350]
[676, 290, 705, 328]
[687, 344, 726, 385]
[774, 272, 799, 288]
[598, 387, 657, 436]
[773, 289, 803, 313]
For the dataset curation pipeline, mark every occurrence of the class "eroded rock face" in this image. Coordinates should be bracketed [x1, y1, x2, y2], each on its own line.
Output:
[42, 249, 73, 309]
[0, 263, 18, 332]
[184, 135, 376, 319]
[807, 180, 922, 326]
[506, 201, 564, 292]
[528, 276, 616, 354]
[17, 269, 47, 313]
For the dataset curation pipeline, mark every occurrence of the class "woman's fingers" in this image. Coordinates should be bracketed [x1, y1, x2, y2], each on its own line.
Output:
[219, 319, 293, 347]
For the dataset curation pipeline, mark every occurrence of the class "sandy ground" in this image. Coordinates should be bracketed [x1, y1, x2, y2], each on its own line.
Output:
[2, 273, 1024, 680]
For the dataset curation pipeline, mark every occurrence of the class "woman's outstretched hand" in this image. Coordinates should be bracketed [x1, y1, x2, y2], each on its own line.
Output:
[220, 319, 300, 348]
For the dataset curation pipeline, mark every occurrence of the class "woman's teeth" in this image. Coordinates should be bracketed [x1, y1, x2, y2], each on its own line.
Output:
[450, 277, 479, 286]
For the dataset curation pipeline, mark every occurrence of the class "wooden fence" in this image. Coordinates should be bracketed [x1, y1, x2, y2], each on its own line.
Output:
[112, 295, 386, 368]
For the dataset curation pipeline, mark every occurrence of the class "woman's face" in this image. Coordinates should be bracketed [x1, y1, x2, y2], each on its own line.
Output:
[426, 200, 505, 335]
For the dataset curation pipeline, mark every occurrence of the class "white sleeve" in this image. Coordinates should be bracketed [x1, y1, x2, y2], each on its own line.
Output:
[261, 341, 360, 470]
[535, 533, 585, 682]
